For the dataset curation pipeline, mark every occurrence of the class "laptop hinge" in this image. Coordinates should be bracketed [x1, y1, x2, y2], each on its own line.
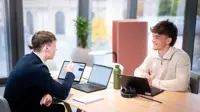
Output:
[89, 82, 106, 88]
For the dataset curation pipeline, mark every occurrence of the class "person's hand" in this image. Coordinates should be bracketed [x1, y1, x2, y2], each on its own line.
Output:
[40, 94, 52, 107]
[141, 71, 155, 87]
[149, 70, 155, 80]
[63, 60, 73, 72]
[141, 73, 152, 86]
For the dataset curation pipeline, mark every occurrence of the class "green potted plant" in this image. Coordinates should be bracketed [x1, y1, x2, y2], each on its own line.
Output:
[71, 16, 93, 66]
[74, 16, 89, 48]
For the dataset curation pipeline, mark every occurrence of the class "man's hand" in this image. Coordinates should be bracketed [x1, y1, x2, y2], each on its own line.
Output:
[141, 73, 152, 86]
[40, 94, 52, 107]
[149, 70, 155, 80]
[63, 60, 73, 72]
[141, 71, 155, 87]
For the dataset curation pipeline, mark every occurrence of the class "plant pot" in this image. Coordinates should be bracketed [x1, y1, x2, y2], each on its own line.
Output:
[71, 47, 94, 66]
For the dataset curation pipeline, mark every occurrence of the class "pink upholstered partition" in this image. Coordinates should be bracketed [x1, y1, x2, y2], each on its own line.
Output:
[113, 20, 148, 76]
[112, 21, 118, 62]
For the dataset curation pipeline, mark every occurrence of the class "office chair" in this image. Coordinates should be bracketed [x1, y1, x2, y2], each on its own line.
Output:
[190, 71, 200, 94]
[0, 96, 11, 112]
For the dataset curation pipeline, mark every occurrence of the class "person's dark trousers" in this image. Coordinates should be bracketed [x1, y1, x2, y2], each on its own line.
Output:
[40, 104, 65, 112]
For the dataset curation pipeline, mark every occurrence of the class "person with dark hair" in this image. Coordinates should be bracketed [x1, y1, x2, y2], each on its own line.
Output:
[134, 20, 191, 92]
[4, 31, 75, 112]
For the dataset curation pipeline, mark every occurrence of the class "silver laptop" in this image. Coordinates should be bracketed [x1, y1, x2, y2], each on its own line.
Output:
[72, 64, 113, 93]
[57, 61, 86, 84]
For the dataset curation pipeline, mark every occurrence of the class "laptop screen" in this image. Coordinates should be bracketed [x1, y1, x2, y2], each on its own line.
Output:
[58, 61, 86, 81]
[88, 64, 113, 87]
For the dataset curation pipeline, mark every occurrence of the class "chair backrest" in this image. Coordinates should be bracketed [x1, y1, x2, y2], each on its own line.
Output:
[190, 71, 200, 94]
[0, 96, 11, 112]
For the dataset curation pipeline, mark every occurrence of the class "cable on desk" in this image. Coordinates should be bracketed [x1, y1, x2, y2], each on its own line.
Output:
[139, 95, 162, 104]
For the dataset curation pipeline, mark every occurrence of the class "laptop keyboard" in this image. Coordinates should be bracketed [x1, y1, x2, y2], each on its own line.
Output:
[80, 83, 98, 88]
[71, 82, 107, 93]
[87, 84, 97, 89]
[57, 80, 78, 85]
[73, 83, 103, 90]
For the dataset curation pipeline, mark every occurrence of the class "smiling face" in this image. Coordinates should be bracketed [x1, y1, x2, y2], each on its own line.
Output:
[150, 20, 178, 48]
[152, 33, 172, 50]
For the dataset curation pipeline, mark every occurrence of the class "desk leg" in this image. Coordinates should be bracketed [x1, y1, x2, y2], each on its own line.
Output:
[64, 103, 72, 112]
[76, 108, 82, 112]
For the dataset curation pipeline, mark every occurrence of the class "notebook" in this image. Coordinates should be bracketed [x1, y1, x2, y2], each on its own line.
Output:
[72, 95, 103, 104]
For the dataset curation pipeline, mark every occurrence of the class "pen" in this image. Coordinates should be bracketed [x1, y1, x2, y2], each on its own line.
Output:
[139, 96, 162, 104]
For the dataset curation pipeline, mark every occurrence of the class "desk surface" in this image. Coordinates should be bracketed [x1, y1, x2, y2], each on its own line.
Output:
[51, 67, 200, 112]
[64, 88, 200, 112]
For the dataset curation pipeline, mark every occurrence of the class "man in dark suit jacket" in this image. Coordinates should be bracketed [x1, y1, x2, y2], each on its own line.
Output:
[4, 31, 74, 112]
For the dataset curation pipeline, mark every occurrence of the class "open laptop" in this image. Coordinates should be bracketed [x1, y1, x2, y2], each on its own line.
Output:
[56, 61, 86, 85]
[72, 64, 113, 93]
[120, 75, 164, 96]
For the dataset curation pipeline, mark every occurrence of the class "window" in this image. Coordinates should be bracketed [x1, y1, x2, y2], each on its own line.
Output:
[26, 11, 33, 34]
[55, 11, 65, 35]
[137, 0, 186, 52]
[192, 0, 200, 74]
[91, 0, 127, 65]
[23, 0, 78, 69]
[158, 0, 179, 16]
[0, 0, 9, 78]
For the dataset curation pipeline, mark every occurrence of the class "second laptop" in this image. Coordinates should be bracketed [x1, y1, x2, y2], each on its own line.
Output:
[72, 64, 113, 93]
